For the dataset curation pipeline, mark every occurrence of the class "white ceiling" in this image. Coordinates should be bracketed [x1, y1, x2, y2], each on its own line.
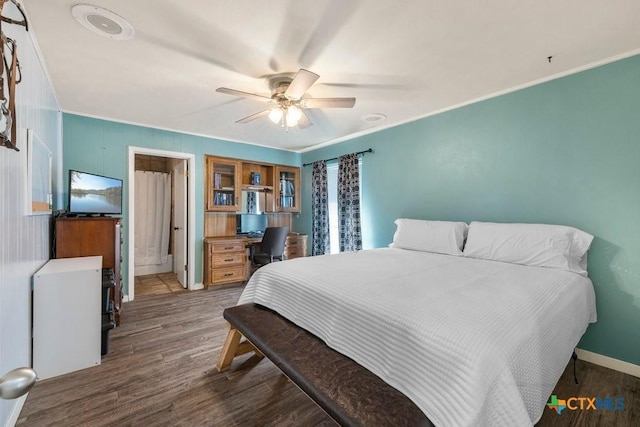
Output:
[20, 0, 640, 152]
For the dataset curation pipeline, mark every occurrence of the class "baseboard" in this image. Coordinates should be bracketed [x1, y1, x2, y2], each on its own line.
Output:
[4, 393, 28, 427]
[122, 282, 204, 302]
[576, 348, 640, 378]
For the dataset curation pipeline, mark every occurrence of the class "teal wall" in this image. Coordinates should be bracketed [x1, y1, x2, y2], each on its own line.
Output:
[62, 54, 640, 366]
[299, 54, 640, 365]
[63, 114, 300, 292]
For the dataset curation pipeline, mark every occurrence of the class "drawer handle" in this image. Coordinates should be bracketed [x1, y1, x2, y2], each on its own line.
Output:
[224, 246, 234, 250]
[224, 258, 234, 262]
[224, 272, 233, 277]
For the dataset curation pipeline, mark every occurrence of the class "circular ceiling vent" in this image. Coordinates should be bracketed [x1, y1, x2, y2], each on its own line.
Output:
[362, 113, 387, 123]
[71, 4, 134, 40]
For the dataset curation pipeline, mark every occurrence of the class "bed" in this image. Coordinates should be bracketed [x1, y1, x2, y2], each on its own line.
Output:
[218, 220, 597, 426]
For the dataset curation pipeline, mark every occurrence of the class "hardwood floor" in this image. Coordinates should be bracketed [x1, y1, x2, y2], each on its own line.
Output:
[17, 285, 639, 426]
[536, 359, 639, 426]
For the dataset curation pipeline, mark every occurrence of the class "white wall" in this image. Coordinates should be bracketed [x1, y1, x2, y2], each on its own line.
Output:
[0, 2, 62, 425]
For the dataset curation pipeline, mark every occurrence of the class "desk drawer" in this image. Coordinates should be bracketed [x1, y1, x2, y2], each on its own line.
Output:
[285, 238, 300, 247]
[212, 252, 245, 267]
[285, 247, 303, 258]
[285, 234, 307, 260]
[212, 266, 246, 284]
[212, 241, 245, 253]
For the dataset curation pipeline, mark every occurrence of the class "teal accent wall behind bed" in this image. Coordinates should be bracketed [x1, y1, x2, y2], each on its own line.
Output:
[298, 54, 640, 366]
[63, 114, 300, 293]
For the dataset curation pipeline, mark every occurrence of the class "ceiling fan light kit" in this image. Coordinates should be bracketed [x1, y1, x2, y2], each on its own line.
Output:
[286, 106, 302, 124]
[268, 103, 303, 129]
[268, 108, 283, 124]
[269, 105, 302, 128]
[216, 68, 356, 131]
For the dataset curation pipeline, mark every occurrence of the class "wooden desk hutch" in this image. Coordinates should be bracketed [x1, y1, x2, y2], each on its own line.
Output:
[204, 155, 307, 287]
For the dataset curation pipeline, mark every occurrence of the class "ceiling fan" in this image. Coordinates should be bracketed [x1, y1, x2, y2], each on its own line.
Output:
[216, 69, 355, 130]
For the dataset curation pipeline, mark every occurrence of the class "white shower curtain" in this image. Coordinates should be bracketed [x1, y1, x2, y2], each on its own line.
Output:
[135, 171, 171, 266]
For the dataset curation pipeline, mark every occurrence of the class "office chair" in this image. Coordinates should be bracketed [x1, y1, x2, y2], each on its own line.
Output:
[249, 226, 289, 269]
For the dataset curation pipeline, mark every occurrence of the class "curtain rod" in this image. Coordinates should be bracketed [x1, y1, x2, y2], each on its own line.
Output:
[302, 148, 373, 167]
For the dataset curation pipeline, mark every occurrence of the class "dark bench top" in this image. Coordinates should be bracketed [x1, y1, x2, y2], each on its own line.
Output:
[224, 303, 434, 427]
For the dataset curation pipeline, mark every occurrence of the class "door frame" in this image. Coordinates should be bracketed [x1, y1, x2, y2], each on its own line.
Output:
[127, 146, 197, 301]
[172, 160, 188, 288]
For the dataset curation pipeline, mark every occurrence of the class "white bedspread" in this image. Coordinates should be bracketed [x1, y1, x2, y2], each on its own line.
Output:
[238, 248, 596, 426]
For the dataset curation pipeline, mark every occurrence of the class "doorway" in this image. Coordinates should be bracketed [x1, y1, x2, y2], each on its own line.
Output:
[127, 146, 196, 301]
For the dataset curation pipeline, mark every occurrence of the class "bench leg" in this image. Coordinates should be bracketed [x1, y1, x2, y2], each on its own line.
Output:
[236, 340, 264, 359]
[216, 324, 266, 372]
[216, 326, 243, 372]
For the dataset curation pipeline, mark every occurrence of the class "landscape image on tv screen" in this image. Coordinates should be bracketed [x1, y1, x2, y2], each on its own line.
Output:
[69, 171, 122, 214]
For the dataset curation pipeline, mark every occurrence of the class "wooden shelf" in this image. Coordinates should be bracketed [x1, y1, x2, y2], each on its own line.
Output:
[206, 157, 241, 212]
[204, 155, 301, 238]
[241, 184, 273, 192]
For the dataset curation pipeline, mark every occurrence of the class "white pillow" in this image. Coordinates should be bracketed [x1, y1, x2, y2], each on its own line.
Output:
[463, 221, 594, 275]
[389, 219, 468, 256]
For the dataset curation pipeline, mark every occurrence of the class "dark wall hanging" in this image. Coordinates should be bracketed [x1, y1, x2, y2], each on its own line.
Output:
[0, 0, 28, 151]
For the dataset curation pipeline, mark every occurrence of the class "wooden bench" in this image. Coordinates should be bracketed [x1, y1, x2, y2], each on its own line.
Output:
[217, 303, 434, 427]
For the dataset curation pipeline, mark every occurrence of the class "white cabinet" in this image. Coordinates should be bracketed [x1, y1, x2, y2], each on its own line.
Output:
[33, 256, 102, 380]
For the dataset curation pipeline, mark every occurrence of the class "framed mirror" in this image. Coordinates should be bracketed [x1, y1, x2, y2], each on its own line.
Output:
[25, 129, 52, 215]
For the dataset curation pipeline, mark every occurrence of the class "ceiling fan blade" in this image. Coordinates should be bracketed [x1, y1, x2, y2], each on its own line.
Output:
[301, 97, 356, 109]
[285, 69, 320, 100]
[236, 109, 270, 124]
[216, 88, 273, 103]
[298, 0, 358, 68]
[298, 110, 313, 129]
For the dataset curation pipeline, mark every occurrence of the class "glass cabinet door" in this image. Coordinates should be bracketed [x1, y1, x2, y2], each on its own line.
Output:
[275, 165, 301, 213]
[206, 157, 241, 211]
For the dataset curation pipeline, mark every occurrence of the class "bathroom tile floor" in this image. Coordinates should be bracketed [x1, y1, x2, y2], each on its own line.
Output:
[134, 272, 186, 296]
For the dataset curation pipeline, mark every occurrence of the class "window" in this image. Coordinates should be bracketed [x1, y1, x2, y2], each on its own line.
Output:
[326, 159, 362, 254]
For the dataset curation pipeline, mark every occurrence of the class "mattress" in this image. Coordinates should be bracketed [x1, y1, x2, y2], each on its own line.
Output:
[238, 248, 597, 426]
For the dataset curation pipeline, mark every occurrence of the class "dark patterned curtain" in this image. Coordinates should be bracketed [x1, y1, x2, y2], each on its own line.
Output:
[312, 160, 330, 255]
[246, 191, 257, 213]
[338, 153, 362, 252]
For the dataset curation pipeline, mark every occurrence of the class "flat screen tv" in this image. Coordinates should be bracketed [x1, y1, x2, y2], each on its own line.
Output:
[68, 170, 123, 215]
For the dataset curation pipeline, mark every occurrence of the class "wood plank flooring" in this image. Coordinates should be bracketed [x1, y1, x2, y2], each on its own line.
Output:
[17, 284, 639, 426]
